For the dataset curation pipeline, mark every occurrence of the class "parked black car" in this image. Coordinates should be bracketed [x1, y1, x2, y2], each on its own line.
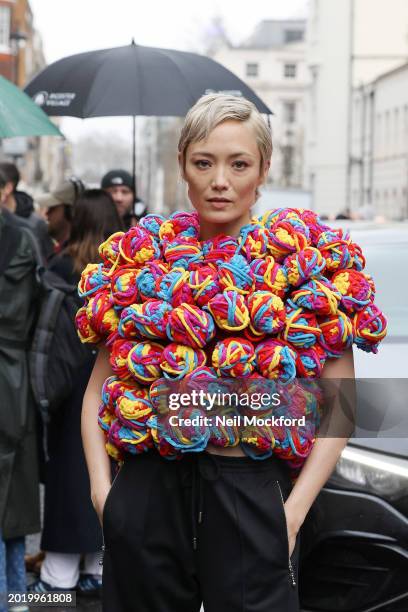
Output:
[299, 225, 408, 612]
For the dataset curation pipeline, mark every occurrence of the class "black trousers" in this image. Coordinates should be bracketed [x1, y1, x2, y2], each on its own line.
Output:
[102, 451, 301, 612]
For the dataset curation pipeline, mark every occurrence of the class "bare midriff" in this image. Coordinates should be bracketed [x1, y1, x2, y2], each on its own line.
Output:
[206, 443, 245, 457]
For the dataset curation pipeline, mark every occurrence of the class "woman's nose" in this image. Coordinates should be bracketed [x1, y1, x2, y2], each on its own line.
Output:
[211, 167, 229, 190]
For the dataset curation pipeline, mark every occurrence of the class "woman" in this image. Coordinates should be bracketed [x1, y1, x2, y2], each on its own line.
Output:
[30, 190, 123, 596]
[81, 95, 382, 612]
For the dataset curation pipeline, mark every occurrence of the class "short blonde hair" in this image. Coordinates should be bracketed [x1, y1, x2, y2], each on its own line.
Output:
[178, 93, 272, 170]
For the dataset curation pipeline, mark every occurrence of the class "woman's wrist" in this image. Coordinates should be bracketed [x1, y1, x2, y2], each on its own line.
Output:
[91, 476, 111, 499]
[284, 497, 308, 533]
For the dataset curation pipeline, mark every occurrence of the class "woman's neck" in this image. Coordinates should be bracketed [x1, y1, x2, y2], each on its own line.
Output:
[199, 213, 252, 241]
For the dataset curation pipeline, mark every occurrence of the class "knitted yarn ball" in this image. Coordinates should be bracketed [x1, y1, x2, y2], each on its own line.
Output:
[281, 300, 321, 348]
[115, 385, 152, 429]
[163, 236, 203, 269]
[119, 299, 172, 340]
[157, 267, 194, 306]
[331, 269, 372, 313]
[296, 345, 327, 378]
[205, 290, 249, 332]
[98, 401, 114, 433]
[249, 256, 288, 298]
[349, 241, 366, 271]
[139, 213, 166, 238]
[267, 218, 310, 261]
[147, 406, 210, 454]
[110, 266, 140, 307]
[101, 375, 135, 410]
[218, 254, 254, 295]
[212, 337, 256, 377]
[119, 226, 160, 265]
[148, 377, 172, 413]
[99, 231, 124, 265]
[109, 337, 136, 380]
[186, 365, 219, 381]
[159, 211, 200, 242]
[318, 311, 353, 358]
[290, 278, 342, 315]
[247, 291, 286, 335]
[188, 266, 220, 307]
[75, 307, 102, 344]
[135, 261, 169, 302]
[316, 229, 351, 271]
[236, 222, 270, 260]
[202, 235, 239, 264]
[76, 207, 387, 469]
[108, 420, 153, 455]
[160, 343, 207, 379]
[78, 263, 111, 300]
[353, 303, 387, 353]
[255, 339, 297, 382]
[127, 341, 163, 384]
[85, 290, 119, 338]
[166, 303, 216, 348]
[283, 247, 326, 287]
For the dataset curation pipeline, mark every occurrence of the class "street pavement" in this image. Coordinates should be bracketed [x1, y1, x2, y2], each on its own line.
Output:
[26, 531, 101, 611]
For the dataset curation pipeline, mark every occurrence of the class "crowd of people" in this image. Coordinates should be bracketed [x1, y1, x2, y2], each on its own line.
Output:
[0, 164, 145, 610]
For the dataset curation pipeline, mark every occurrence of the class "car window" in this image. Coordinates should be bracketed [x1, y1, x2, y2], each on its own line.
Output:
[361, 243, 408, 338]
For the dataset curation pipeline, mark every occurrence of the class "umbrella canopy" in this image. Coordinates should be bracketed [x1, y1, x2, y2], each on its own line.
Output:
[25, 42, 272, 117]
[0, 75, 62, 138]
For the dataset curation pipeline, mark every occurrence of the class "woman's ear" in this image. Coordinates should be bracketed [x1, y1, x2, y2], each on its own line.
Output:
[258, 160, 271, 188]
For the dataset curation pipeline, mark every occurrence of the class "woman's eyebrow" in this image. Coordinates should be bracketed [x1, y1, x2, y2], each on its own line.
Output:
[190, 151, 256, 158]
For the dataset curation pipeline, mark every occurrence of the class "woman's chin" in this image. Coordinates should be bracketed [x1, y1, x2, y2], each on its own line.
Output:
[199, 207, 242, 223]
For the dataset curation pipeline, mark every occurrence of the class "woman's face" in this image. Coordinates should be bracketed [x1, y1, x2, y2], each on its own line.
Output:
[180, 119, 270, 239]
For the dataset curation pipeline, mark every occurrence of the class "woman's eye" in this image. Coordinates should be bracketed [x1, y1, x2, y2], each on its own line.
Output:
[195, 160, 211, 169]
[233, 161, 248, 169]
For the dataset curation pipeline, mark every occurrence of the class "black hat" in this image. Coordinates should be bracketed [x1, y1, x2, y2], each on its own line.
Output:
[101, 169, 134, 191]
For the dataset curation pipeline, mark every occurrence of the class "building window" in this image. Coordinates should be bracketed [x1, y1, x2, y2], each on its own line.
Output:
[246, 63, 259, 78]
[284, 30, 304, 44]
[0, 5, 11, 50]
[283, 101, 296, 124]
[284, 63, 297, 79]
[281, 145, 295, 185]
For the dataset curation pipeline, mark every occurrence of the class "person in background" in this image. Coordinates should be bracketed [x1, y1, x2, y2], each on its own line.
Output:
[0, 168, 40, 612]
[101, 169, 146, 228]
[0, 161, 54, 262]
[29, 190, 123, 598]
[36, 180, 83, 258]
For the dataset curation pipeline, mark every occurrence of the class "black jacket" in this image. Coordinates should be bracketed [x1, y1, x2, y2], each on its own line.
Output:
[0, 210, 41, 538]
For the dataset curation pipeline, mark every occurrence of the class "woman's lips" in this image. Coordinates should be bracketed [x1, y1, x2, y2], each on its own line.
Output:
[207, 199, 232, 209]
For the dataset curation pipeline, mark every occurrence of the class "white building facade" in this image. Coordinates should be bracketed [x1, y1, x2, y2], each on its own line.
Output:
[351, 63, 408, 220]
[213, 20, 309, 189]
[305, 0, 408, 218]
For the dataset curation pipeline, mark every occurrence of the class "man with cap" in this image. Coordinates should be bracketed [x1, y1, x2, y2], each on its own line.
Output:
[37, 179, 83, 256]
[101, 169, 146, 229]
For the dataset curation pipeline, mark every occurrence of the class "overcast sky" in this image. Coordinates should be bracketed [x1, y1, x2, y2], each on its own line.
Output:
[29, 0, 308, 142]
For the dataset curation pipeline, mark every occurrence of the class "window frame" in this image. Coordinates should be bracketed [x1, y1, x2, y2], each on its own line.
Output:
[284, 63, 297, 79]
[246, 62, 259, 78]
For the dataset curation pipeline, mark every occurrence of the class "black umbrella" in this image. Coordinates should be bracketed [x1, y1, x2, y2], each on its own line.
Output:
[25, 41, 272, 192]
